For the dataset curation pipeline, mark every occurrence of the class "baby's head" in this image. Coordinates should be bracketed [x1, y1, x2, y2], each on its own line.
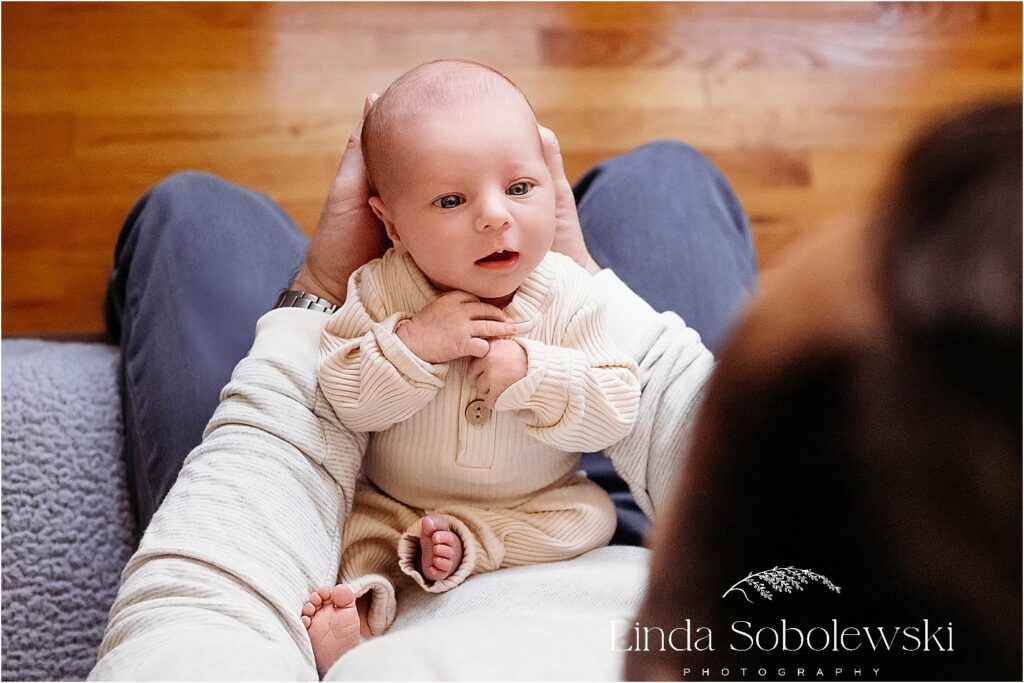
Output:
[361, 60, 556, 306]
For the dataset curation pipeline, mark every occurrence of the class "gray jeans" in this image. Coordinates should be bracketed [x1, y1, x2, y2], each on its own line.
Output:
[104, 140, 758, 543]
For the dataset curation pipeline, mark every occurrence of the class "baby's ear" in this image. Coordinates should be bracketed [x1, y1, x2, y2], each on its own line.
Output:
[368, 196, 404, 250]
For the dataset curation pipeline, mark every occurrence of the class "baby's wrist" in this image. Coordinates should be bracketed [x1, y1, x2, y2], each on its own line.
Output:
[395, 318, 444, 364]
[394, 317, 416, 350]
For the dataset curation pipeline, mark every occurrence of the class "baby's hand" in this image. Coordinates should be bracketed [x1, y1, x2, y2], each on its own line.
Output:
[468, 339, 528, 409]
[396, 291, 517, 364]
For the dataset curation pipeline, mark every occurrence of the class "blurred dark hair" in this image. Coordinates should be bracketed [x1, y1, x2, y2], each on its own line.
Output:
[627, 101, 1022, 681]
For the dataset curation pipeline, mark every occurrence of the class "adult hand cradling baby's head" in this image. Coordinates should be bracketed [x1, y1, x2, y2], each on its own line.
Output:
[293, 92, 387, 305]
[295, 62, 597, 309]
[537, 124, 598, 274]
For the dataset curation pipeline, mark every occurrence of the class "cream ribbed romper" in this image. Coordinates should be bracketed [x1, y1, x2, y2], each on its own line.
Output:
[318, 248, 640, 635]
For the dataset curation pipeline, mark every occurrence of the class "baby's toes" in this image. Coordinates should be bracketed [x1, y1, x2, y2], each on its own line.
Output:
[432, 530, 457, 547]
[316, 586, 333, 603]
[432, 543, 455, 572]
[301, 614, 312, 629]
[302, 601, 317, 618]
[436, 530, 463, 556]
[331, 584, 356, 608]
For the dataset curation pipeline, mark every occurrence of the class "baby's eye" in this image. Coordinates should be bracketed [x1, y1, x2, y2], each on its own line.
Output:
[433, 195, 464, 209]
[507, 181, 533, 196]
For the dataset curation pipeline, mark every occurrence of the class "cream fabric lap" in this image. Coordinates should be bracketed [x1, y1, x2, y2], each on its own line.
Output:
[326, 545, 649, 681]
[328, 614, 625, 682]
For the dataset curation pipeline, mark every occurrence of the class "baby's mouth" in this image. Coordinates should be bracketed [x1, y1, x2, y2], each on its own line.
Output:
[474, 250, 520, 269]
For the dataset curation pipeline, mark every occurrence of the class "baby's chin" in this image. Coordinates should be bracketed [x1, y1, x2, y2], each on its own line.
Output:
[478, 286, 518, 304]
[463, 283, 521, 304]
[432, 276, 522, 304]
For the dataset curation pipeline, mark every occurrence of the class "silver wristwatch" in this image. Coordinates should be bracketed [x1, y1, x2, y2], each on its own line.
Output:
[274, 289, 339, 314]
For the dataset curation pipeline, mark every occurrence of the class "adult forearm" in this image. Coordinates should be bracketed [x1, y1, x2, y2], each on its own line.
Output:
[591, 268, 716, 520]
[91, 311, 365, 680]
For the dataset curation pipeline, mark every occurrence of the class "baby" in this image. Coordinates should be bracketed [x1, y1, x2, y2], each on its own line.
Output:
[301, 59, 641, 675]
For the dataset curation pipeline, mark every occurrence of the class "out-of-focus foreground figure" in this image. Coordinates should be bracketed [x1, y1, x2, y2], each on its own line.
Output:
[628, 100, 1022, 682]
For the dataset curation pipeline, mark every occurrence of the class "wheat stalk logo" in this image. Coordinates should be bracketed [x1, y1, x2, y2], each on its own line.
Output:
[722, 566, 841, 603]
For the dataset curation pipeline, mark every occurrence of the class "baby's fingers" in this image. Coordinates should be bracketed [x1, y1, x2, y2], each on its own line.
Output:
[471, 320, 517, 339]
[465, 337, 490, 358]
[469, 367, 491, 402]
[467, 357, 485, 383]
[464, 302, 508, 321]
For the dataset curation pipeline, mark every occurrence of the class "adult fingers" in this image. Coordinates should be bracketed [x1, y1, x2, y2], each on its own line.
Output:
[362, 92, 380, 118]
[539, 124, 573, 191]
[334, 109, 372, 189]
[342, 92, 381, 158]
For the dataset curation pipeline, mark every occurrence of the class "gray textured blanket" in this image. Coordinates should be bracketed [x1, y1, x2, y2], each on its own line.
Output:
[1, 340, 137, 681]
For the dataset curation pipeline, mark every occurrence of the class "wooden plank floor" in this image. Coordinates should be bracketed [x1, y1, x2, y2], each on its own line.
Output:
[2, 2, 1020, 336]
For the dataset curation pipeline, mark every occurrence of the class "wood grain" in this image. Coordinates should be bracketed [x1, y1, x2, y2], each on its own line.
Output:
[2, 2, 1020, 336]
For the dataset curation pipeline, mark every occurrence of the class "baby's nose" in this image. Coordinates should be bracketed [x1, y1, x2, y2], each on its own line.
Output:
[478, 216, 511, 231]
[475, 201, 512, 232]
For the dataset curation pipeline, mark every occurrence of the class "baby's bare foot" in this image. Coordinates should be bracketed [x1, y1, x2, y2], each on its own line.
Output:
[419, 514, 463, 581]
[301, 584, 360, 677]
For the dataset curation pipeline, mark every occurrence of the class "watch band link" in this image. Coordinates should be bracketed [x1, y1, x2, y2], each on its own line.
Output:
[274, 289, 339, 314]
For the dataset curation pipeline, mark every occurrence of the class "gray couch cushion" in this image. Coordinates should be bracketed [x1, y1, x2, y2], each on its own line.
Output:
[2, 340, 137, 681]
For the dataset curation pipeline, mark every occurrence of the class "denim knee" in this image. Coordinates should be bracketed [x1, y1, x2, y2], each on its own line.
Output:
[141, 170, 301, 249]
[135, 171, 228, 242]
[583, 140, 747, 237]
[643, 141, 748, 237]
[144, 171, 235, 220]
[610, 140, 722, 186]
[148, 170, 231, 199]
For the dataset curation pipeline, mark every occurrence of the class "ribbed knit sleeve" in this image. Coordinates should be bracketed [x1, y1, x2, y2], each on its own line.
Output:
[591, 270, 716, 521]
[494, 297, 640, 453]
[319, 267, 448, 433]
[91, 309, 363, 680]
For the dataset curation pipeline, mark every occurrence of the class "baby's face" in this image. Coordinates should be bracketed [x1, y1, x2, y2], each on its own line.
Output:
[370, 97, 556, 306]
